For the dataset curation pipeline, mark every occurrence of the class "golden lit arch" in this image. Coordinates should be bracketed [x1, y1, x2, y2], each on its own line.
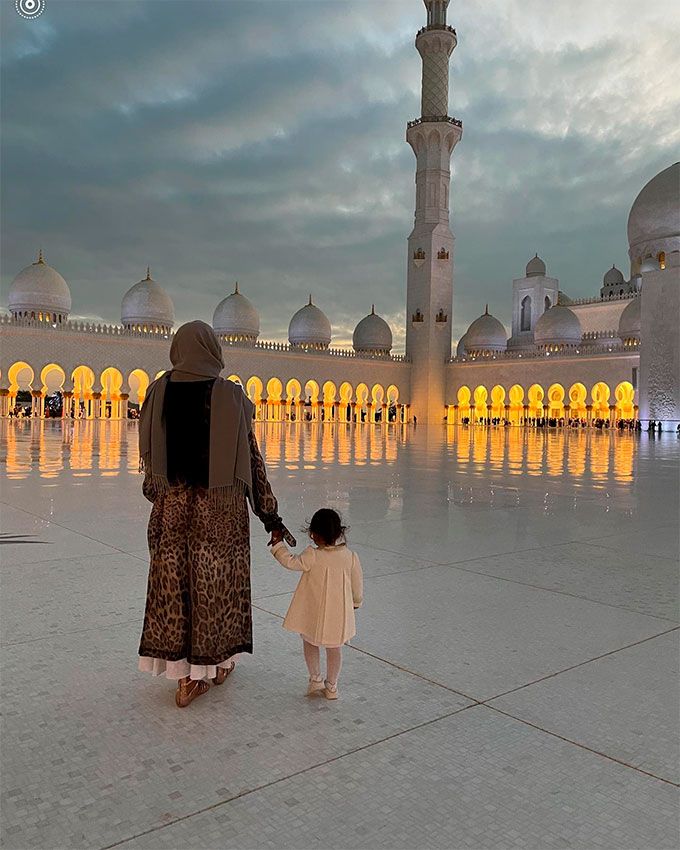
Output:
[591, 381, 610, 418]
[490, 385, 505, 418]
[266, 377, 283, 401]
[128, 369, 150, 406]
[386, 384, 399, 404]
[509, 384, 524, 405]
[322, 381, 337, 403]
[304, 379, 320, 403]
[227, 374, 243, 386]
[247, 376, 264, 403]
[355, 383, 369, 404]
[371, 384, 385, 405]
[8, 361, 34, 392]
[286, 378, 302, 401]
[527, 383, 544, 417]
[547, 383, 565, 418]
[473, 385, 488, 421]
[72, 365, 95, 397]
[40, 363, 66, 394]
[615, 381, 635, 418]
[457, 386, 471, 405]
[339, 382, 353, 403]
[100, 367, 124, 400]
[568, 383, 587, 418]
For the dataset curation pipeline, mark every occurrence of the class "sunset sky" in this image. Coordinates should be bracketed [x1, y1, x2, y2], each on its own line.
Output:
[2, 0, 678, 349]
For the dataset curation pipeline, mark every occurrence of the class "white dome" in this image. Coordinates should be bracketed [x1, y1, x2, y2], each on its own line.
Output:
[618, 296, 641, 342]
[534, 304, 581, 347]
[456, 332, 468, 357]
[464, 307, 507, 353]
[627, 162, 680, 263]
[212, 283, 259, 340]
[353, 306, 392, 353]
[288, 296, 331, 349]
[121, 268, 175, 330]
[8, 251, 72, 319]
[603, 265, 624, 286]
[526, 254, 546, 277]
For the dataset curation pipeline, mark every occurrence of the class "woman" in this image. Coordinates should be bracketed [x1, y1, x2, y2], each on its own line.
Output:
[137, 320, 292, 707]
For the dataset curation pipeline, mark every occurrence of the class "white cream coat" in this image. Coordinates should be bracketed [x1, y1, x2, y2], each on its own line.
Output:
[271, 542, 363, 647]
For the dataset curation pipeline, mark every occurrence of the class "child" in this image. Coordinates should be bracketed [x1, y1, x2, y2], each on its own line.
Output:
[270, 508, 363, 700]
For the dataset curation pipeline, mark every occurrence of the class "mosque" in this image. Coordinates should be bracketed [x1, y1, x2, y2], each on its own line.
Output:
[1, 0, 678, 426]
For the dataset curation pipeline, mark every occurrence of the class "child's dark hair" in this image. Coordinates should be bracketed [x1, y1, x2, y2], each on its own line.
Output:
[304, 508, 348, 546]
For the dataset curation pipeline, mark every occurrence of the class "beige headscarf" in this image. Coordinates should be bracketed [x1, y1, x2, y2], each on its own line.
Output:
[139, 320, 254, 505]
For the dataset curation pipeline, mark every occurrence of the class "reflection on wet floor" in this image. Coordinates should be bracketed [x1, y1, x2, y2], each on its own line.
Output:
[0, 419, 655, 488]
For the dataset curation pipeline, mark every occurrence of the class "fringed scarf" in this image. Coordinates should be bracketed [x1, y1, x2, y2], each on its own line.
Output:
[139, 320, 254, 506]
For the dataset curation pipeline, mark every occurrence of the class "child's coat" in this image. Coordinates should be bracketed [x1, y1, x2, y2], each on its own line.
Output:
[271, 542, 363, 646]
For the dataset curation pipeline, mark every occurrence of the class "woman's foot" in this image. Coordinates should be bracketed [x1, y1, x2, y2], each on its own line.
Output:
[306, 676, 325, 696]
[175, 677, 210, 708]
[323, 680, 339, 700]
[212, 660, 236, 686]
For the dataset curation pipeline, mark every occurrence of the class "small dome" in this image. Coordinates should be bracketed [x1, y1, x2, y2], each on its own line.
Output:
[121, 268, 175, 331]
[8, 250, 72, 320]
[353, 305, 392, 354]
[456, 333, 468, 357]
[603, 264, 624, 286]
[628, 163, 680, 264]
[464, 306, 507, 353]
[534, 305, 581, 347]
[526, 254, 546, 277]
[212, 282, 259, 341]
[618, 296, 641, 343]
[288, 295, 331, 349]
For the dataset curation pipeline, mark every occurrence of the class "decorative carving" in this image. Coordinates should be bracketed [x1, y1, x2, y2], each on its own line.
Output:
[412, 309, 424, 323]
[435, 309, 448, 323]
[413, 248, 426, 260]
[437, 248, 449, 260]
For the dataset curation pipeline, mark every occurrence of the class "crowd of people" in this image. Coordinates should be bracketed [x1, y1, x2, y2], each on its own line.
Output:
[458, 415, 667, 431]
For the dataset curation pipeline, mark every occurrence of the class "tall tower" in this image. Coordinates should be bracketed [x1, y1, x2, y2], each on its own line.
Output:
[405, 0, 462, 422]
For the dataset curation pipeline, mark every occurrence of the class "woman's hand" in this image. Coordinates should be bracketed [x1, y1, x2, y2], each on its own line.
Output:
[268, 529, 283, 546]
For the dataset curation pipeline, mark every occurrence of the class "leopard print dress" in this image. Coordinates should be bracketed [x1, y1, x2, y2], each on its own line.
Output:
[138, 431, 279, 667]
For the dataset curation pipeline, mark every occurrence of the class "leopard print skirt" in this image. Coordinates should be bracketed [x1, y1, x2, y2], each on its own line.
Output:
[138, 484, 253, 665]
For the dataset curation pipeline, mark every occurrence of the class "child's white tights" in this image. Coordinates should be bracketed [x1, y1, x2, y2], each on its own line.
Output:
[303, 639, 342, 685]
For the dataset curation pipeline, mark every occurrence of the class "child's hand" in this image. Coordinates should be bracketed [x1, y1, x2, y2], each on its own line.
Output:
[268, 529, 283, 546]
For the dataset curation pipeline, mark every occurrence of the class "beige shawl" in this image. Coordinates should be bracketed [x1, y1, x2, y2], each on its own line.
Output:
[139, 320, 254, 505]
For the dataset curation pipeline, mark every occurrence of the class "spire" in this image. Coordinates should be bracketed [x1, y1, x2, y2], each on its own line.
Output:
[234, 281, 239, 294]
[308, 293, 313, 306]
[145, 266, 152, 281]
[34, 248, 45, 265]
[484, 304, 489, 315]
[371, 304, 375, 315]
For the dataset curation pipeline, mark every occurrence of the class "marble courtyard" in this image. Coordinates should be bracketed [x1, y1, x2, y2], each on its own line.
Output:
[0, 420, 678, 849]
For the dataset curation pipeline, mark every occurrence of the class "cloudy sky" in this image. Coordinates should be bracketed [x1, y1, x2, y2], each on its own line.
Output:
[2, 0, 678, 350]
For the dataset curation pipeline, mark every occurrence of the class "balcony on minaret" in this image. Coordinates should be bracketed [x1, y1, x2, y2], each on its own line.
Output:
[412, 309, 425, 323]
[437, 248, 450, 260]
[435, 309, 448, 323]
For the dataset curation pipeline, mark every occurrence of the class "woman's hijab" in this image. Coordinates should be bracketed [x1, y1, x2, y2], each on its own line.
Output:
[139, 320, 254, 504]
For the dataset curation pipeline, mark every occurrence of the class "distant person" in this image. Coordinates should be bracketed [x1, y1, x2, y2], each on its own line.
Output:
[137, 320, 294, 708]
[269, 508, 363, 701]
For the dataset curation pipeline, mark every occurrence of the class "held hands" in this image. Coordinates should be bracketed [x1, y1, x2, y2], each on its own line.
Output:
[268, 529, 283, 546]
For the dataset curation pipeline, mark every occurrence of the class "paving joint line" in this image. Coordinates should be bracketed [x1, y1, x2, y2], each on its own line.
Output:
[99, 701, 478, 850]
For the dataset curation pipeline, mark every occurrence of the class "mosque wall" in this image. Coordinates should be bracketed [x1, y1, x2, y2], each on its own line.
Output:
[569, 298, 632, 334]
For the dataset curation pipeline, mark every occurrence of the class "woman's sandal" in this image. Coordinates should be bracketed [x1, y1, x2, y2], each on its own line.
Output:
[175, 677, 210, 708]
[212, 660, 236, 686]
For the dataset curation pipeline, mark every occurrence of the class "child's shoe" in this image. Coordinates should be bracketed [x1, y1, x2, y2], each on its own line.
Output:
[323, 680, 339, 700]
[306, 676, 325, 696]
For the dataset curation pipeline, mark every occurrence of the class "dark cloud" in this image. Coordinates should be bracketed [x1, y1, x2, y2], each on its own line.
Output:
[2, 0, 678, 347]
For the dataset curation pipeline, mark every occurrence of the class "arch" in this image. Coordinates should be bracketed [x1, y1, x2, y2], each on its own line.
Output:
[547, 383, 565, 419]
[100, 367, 125, 419]
[591, 381, 611, 419]
[8, 361, 34, 392]
[40, 363, 66, 394]
[246, 375, 264, 420]
[355, 383, 369, 423]
[304, 379, 320, 404]
[128, 369, 150, 408]
[569, 383, 587, 419]
[266, 377, 283, 401]
[286, 378, 302, 402]
[614, 381, 635, 419]
[527, 383, 545, 418]
[520, 296, 531, 331]
[370, 384, 385, 423]
[386, 384, 399, 404]
[338, 381, 353, 423]
[339, 381, 353, 403]
[322, 380, 337, 422]
[72, 365, 96, 419]
[508, 384, 524, 424]
[456, 385, 471, 423]
[490, 385, 506, 420]
[473, 385, 488, 422]
[227, 374, 243, 386]
[266, 377, 283, 421]
[544, 295, 552, 312]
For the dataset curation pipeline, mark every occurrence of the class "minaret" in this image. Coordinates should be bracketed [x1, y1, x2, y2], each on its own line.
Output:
[405, 0, 462, 422]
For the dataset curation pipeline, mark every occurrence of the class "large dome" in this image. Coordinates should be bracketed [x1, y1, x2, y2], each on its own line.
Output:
[8, 250, 72, 321]
[213, 282, 259, 342]
[456, 332, 469, 358]
[121, 268, 175, 332]
[288, 296, 331, 349]
[534, 304, 581, 348]
[353, 306, 392, 354]
[618, 296, 641, 344]
[627, 162, 680, 266]
[526, 254, 547, 277]
[463, 306, 507, 354]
